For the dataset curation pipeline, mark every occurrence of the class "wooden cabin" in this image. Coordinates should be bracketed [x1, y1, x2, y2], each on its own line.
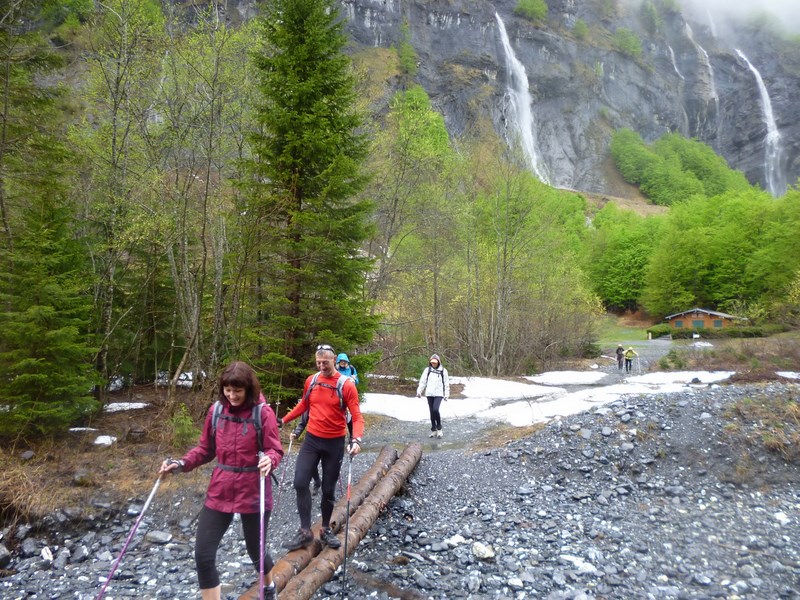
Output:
[663, 308, 745, 330]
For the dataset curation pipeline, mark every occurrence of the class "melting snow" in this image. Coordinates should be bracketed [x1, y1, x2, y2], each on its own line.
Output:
[361, 370, 736, 427]
[104, 402, 149, 413]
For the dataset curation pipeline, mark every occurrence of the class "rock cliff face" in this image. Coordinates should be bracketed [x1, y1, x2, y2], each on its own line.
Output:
[235, 0, 800, 197]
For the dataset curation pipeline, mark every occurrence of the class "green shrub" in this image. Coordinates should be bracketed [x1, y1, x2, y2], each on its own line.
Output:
[170, 403, 200, 449]
[573, 19, 588, 40]
[646, 324, 673, 338]
[581, 341, 602, 358]
[514, 0, 548, 22]
[396, 21, 417, 77]
[613, 28, 642, 58]
[640, 1, 661, 35]
[667, 324, 788, 339]
[664, 348, 687, 369]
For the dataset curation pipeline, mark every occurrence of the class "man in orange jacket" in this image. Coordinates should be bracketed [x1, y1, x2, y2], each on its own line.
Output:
[280, 344, 363, 550]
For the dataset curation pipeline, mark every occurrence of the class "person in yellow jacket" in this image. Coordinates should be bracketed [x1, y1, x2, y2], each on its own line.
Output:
[624, 347, 638, 373]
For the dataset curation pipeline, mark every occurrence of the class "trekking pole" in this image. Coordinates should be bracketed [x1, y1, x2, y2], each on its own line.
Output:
[259, 452, 266, 600]
[275, 436, 294, 516]
[341, 453, 354, 600]
[338, 438, 346, 496]
[96, 473, 163, 600]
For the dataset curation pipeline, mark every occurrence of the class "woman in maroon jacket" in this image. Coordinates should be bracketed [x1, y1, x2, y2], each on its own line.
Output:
[160, 362, 283, 600]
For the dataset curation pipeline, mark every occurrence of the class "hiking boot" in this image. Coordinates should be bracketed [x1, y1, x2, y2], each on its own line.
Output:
[436, 429, 443, 438]
[283, 527, 313, 551]
[320, 527, 341, 549]
[428, 430, 437, 438]
[263, 583, 276, 600]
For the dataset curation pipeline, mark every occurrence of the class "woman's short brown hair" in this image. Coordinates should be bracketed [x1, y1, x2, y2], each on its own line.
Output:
[218, 361, 261, 407]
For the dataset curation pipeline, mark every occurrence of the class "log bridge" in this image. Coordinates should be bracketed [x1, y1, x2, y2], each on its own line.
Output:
[238, 442, 423, 600]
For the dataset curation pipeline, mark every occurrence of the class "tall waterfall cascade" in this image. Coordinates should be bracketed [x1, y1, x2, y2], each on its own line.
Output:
[495, 13, 549, 184]
[735, 49, 787, 197]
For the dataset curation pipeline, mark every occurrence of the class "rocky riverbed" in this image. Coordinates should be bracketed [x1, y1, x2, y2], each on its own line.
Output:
[2, 375, 800, 599]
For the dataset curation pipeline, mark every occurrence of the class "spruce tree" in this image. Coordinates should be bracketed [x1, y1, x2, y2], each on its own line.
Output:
[241, 0, 377, 402]
[0, 0, 97, 438]
[0, 188, 99, 439]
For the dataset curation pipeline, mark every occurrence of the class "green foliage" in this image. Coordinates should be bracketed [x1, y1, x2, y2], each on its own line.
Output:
[573, 19, 588, 40]
[613, 28, 642, 58]
[640, 1, 661, 35]
[514, 0, 548, 22]
[0, 0, 97, 440]
[170, 403, 200, 448]
[586, 204, 662, 310]
[646, 323, 673, 338]
[74, 0, 168, 391]
[601, 0, 616, 20]
[652, 134, 751, 197]
[640, 190, 787, 317]
[396, 21, 417, 78]
[610, 129, 751, 206]
[243, 0, 378, 403]
[42, 0, 94, 27]
[668, 325, 787, 339]
[659, 348, 687, 369]
[0, 159, 98, 439]
[597, 138, 799, 323]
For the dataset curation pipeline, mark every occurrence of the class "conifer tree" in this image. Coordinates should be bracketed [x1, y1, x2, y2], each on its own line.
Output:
[241, 0, 377, 402]
[0, 186, 98, 438]
[0, 1, 97, 437]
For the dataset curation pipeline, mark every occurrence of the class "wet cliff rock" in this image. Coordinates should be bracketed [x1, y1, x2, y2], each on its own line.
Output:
[232, 0, 800, 196]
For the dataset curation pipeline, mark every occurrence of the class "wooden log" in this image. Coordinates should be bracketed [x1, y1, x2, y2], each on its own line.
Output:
[238, 444, 399, 600]
[278, 442, 423, 600]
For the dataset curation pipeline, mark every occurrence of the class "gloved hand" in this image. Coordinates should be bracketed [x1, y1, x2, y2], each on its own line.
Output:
[159, 457, 184, 475]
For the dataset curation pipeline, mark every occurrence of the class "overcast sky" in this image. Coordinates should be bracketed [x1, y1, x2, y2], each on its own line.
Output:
[680, 0, 800, 34]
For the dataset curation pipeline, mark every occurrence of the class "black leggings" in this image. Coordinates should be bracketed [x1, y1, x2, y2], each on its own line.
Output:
[427, 396, 443, 430]
[293, 432, 345, 529]
[195, 506, 272, 590]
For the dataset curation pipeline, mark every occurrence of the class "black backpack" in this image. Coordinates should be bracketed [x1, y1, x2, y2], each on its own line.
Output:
[210, 401, 265, 473]
[303, 372, 348, 411]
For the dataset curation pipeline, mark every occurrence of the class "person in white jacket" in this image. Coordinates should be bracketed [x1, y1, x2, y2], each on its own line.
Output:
[416, 353, 450, 438]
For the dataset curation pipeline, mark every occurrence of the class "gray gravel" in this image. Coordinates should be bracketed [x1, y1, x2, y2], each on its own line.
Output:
[2, 371, 800, 599]
[337, 381, 800, 600]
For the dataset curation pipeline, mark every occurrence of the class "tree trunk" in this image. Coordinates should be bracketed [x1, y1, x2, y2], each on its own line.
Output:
[237, 444, 419, 600]
[277, 442, 423, 600]
[239, 445, 398, 599]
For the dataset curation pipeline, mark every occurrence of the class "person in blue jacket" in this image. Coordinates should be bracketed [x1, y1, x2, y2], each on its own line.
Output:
[336, 353, 357, 440]
[336, 353, 359, 384]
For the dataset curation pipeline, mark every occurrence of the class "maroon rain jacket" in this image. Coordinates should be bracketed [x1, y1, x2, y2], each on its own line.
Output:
[181, 395, 283, 514]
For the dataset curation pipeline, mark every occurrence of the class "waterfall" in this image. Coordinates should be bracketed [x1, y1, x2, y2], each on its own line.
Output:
[735, 49, 787, 197]
[495, 13, 549, 184]
[667, 45, 684, 80]
[706, 10, 717, 38]
[684, 24, 718, 103]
